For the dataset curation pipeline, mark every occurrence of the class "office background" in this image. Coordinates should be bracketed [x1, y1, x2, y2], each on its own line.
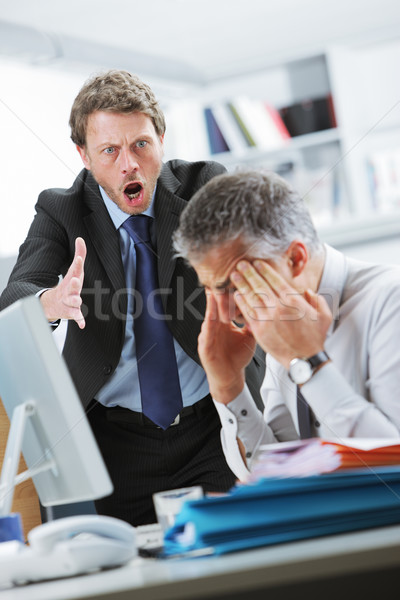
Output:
[1, 0, 400, 293]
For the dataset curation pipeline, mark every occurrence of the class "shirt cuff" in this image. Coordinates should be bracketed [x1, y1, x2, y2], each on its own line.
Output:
[213, 384, 267, 480]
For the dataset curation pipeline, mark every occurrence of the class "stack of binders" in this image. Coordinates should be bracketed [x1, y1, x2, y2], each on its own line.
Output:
[163, 440, 400, 557]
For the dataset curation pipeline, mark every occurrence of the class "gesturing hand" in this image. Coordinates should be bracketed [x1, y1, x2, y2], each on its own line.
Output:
[230, 260, 332, 369]
[198, 291, 256, 404]
[40, 237, 87, 329]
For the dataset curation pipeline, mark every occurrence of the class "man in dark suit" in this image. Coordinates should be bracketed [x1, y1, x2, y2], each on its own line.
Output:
[0, 70, 264, 526]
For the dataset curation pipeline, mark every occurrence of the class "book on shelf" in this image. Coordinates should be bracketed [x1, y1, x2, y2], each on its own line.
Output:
[227, 98, 257, 148]
[227, 96, 290, 151]
[279, 94, 337, 137]
[164, 96, 291, 161]
[203, 107, 230, 155]
[208, 102, 249, 156]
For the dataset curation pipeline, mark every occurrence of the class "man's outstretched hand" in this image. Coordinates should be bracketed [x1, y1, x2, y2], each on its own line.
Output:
[40, 237, 87, 329]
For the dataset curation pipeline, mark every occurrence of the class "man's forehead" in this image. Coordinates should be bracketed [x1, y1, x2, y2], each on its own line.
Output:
[193, 238, 253, 289]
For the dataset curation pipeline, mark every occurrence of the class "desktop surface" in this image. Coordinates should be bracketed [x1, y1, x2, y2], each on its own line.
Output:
[2, 524, 400, 600]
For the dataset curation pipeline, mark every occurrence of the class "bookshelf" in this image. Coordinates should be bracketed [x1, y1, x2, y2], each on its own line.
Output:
[163, 36, 400, 249]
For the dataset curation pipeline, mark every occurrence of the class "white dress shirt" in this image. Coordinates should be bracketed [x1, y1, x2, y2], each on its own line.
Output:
[214, 245, 400, 480]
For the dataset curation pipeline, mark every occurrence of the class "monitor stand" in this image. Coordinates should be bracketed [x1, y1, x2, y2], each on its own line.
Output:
[0, 400, 56, 517]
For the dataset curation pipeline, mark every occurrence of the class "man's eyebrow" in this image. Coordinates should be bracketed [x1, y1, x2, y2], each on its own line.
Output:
[196, 276, 231, 291]
[214, 278, 231, 291]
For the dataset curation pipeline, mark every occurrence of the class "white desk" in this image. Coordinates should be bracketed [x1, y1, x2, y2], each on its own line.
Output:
[3, 525, 400, 600]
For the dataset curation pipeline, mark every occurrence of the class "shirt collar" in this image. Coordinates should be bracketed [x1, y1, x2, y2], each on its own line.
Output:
[317, 243, 348, 327]
[99, 185, 156, 229]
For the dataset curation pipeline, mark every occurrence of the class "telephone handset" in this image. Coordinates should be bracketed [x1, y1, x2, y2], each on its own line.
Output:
[0, 515, 138, 587]
[28, 514, 136, 552]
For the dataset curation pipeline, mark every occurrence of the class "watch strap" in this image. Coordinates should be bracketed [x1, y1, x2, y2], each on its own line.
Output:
[307, 351, 330, 369]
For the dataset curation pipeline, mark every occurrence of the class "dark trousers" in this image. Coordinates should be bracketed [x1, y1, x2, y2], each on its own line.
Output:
[86, 397, 236, 526]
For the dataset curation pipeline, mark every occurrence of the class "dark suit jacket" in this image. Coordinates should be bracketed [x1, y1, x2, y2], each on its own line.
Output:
[0, 160, 265, 410]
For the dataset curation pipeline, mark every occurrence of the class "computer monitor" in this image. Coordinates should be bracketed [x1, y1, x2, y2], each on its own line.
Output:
[0, 295, 113, 514]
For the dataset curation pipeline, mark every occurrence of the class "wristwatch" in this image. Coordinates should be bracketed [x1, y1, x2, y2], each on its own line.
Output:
[288, 351, 330, 385]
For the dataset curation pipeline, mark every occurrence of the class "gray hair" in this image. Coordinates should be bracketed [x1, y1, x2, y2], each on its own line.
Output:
[173, 169, 322, 263]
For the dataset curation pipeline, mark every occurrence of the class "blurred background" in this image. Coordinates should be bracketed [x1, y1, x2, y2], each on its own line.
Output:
[1, 0, 400, 290]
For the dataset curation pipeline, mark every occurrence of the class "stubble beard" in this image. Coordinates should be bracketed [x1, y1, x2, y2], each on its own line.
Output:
[94, 169, 161, 216]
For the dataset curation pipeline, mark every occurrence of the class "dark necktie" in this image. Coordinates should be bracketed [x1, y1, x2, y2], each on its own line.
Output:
[296, 386, 312, 439]
[123, 215, 183, 429]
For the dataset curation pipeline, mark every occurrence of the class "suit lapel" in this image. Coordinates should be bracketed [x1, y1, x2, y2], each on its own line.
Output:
[82, 173, 126, 298]
[81, 165, 191, 315]
[154, 165, 188, 291]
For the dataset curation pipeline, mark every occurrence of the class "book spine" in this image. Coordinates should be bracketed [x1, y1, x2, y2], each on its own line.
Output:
[203, 107, 230, 154]
[264, 103, 291, 141]
[227, 101, 256, 147]
[211, 103, 249, 154]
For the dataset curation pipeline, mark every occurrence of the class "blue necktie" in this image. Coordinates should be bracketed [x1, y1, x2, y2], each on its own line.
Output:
[123, 215, 183, 429]
[296, 386, 312, 439]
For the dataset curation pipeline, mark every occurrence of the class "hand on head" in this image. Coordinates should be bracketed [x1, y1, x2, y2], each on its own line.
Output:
[198, 291, 256, 404]
[230, 259, 332, 368]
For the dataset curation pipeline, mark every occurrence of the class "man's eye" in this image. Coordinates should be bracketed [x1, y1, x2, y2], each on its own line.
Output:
[104, 147, 115, 154]
[136, 140, 147, 148]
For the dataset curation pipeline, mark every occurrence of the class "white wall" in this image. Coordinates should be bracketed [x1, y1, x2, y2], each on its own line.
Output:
[1, 51, 399, 278]
[0, 59, 85, 257]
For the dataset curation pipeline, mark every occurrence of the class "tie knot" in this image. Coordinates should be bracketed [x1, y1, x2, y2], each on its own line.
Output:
[123, 215, 152, 245]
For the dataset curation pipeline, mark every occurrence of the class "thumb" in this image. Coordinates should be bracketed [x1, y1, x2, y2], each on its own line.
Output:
[74, 237, 87, 264]
[305, 288, 331, 317]
[304, 288, 319, 309]
[67, 237, 86, 283]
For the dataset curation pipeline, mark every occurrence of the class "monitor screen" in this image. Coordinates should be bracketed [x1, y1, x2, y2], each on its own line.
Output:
[0, 295, 113, 506]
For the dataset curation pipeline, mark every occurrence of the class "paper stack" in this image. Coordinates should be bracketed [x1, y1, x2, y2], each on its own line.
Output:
[247, 438, 400, 482]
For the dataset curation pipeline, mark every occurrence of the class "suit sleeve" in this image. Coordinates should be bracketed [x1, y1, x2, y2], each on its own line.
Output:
[0, 191, 71, 310]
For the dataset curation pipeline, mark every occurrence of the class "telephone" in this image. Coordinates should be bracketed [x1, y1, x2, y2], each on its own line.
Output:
[0, 514, 138, 587]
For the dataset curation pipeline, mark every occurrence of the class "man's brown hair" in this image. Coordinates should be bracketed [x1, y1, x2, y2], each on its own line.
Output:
[69, 69, 166, 147]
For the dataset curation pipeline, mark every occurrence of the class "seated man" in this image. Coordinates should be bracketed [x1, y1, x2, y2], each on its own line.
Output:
[173, 169, 400, 480]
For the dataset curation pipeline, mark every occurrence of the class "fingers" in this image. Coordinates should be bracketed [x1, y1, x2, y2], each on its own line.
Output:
[75, 236, 87, 261]
[68, 237, 86, 283]
[230, 260, 318, 327]
[236, 260, 293, 297]
[230, 261, 274, 322]
[304, 288, 332, 321]
[199, 292, 218, 348]
[62, 237, 86, 328]
[205, 291, 218, 322]
[40, 238, 87, 329]
[62, 278, 85, 328]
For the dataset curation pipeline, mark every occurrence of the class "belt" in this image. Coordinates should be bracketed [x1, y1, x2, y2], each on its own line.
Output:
[105, 394, 213, 428]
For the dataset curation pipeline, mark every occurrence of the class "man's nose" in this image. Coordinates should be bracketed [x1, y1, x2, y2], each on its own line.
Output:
[120, 149, 139, 174]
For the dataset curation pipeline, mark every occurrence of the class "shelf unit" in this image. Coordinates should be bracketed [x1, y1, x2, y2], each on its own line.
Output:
[163, 36, 400, 249]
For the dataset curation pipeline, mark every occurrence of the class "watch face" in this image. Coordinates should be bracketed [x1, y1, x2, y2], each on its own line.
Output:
[289, 359, 313, 385]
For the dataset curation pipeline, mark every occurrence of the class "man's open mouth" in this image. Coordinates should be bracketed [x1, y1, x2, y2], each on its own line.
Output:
[124, 182, 143, 199]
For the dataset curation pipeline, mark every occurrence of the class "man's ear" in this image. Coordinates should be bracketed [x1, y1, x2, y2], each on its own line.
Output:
[286, 241, 308, 278]
[159, 134, 165, 156]
[76, 145, 90, 170]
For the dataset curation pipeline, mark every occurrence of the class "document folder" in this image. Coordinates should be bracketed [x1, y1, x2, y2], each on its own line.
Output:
[163, 467, 400, 556]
